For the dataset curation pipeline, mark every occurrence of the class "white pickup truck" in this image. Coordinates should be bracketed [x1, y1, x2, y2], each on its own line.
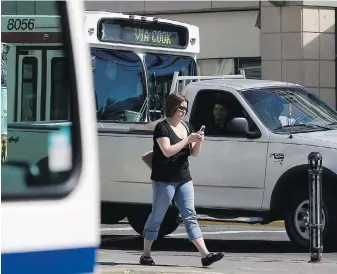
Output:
[8, 74, 337, 250]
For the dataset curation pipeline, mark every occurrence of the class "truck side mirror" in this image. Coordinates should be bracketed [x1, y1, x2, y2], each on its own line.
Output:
[228, 117, 261, 139]
[228, 117, 249, 133]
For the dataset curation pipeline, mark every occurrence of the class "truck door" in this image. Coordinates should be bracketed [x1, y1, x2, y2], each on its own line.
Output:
[16, 49, 42, 122]
[187, 88, 268, 210]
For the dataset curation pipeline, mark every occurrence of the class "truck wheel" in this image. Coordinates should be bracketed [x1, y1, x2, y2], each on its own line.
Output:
[284, 191, 336, 250]
[101, 203, 126, 224]
[127, 206, 180, 238]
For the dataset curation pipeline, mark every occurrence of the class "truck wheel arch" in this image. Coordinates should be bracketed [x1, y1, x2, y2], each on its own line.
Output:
[270, 164, 337, 220]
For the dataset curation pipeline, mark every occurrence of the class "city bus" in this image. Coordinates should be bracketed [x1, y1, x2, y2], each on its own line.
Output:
[3, 10, 200, 235]
[1, 0, 99, 273]
[86, 11, 200, 122]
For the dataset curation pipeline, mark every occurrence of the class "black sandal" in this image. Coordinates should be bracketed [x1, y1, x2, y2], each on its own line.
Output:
[139, 255, 155, 266]
[201, 252, 224, 267]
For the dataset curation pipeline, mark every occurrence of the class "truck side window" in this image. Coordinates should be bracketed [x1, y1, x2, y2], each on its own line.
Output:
[21, 57, 37, 121]
[190, 89, 253, 137]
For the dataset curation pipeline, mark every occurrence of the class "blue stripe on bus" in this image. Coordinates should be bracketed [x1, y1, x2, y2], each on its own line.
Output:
[2, 246, 97, 274]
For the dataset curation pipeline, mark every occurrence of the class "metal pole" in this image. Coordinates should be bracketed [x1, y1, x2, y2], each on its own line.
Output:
[308, 152, 323, 263]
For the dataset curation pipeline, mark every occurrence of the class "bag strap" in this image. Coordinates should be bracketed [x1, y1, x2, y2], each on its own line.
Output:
[181, 120, 192, 154]
[181, 120, 190, 135]
[163, 119, 172, 139]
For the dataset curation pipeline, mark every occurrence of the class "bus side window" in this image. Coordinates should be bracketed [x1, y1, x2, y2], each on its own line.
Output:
[21, 57, 37, 121]
[50, 58, 69, 120]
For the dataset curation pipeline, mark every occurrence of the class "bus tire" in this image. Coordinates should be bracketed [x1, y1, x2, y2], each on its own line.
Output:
[127, 205, 180, 238]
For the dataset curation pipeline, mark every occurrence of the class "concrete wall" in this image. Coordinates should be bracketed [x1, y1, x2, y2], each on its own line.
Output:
[84, 1, 259, 15]
[261, 2, 336, 108]
[146, 11, 260, 59]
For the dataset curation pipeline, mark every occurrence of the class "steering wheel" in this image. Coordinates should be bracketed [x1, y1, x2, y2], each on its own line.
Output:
[292, 116, 307, 126]
[149, 95, 165, 121]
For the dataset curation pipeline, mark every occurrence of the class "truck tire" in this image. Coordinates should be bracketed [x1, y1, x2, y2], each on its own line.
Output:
[101, 203, 126, 224]
[284, 190, 337, 250]
[127, 205, 180, 238]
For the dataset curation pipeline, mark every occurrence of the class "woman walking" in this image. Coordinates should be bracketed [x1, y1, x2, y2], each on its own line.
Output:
[140, 93, 224, 267]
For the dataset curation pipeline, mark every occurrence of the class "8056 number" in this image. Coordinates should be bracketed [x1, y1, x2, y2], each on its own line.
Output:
[7, 18, 35, 31]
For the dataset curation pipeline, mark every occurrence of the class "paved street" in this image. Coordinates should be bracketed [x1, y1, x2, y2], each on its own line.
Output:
[96, 221, 337, 274]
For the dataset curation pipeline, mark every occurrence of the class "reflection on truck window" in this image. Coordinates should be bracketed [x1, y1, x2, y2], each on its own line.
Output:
[145, 53, 196, 121]
[21, 57, 37, 121]
[51, 58, 68, 120]
[92, 49, 145, 122]
[242, 87, 337, 132]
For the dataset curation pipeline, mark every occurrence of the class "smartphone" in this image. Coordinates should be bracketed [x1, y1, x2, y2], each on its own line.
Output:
[199, 125, 205, 133]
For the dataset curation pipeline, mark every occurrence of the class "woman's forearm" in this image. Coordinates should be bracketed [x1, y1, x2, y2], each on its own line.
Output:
[191, 141, 202, 157]
[159, 137, 190, 158]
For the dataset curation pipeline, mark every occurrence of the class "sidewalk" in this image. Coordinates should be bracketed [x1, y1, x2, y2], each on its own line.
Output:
[96, 256, 337, 274]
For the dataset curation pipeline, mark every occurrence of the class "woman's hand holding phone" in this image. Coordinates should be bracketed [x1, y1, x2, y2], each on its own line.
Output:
[188, 125, 205, 143]
[197, 125, 205, 141]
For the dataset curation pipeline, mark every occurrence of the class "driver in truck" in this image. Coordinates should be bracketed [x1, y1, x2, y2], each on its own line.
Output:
[205, 101, 231, 135]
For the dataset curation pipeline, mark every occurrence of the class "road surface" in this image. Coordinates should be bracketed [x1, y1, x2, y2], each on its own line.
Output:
[96, 222, 337, 273]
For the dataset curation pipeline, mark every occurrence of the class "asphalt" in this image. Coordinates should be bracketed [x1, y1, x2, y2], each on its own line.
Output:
[97, 223, 337, 274]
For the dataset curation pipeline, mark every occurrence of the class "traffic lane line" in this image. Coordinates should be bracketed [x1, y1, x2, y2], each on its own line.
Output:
[101, 227, 134, 232]
[167, 230, 286, 237]
[199, 220, 285, 227]
[120, 218, 285, 228]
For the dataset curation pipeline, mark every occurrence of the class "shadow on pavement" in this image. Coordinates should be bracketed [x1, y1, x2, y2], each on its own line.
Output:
[100, 235, 314, 254]
[99, 261, 205, 269]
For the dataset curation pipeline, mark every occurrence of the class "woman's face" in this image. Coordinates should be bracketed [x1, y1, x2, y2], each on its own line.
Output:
[172, 101, 188, 121]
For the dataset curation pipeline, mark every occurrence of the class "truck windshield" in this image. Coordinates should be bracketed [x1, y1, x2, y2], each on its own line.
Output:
[145, 53, 196, 121]
[92, 48, 145, 122]
[241, 86, 337, 133]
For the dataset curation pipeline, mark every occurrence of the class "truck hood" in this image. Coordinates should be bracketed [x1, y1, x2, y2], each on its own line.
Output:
[295, 129, 337, 148]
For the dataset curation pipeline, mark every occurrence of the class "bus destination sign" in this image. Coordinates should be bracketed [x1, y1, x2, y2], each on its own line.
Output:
[99, 19, 188, 48]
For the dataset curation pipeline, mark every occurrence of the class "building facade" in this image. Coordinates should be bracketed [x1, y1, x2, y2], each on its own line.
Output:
[85, 0, 337, 109]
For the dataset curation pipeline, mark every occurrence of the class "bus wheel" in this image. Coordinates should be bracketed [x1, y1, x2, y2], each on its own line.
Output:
[127, 205, 180, 238]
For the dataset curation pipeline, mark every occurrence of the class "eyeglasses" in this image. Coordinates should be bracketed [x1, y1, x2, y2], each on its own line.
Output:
[177, 106, 188, 114]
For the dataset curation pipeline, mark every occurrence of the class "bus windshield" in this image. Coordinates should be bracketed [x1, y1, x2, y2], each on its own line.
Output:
[92, 48, 196, 122]
[92, 49, 145, 122]
[145, 53, 196, 121]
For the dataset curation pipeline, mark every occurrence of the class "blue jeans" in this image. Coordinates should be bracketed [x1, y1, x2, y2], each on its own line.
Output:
[143, 180, 202, 241]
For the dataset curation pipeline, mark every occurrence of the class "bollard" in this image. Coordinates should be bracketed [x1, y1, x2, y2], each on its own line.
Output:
[308, 152, 323, 263]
